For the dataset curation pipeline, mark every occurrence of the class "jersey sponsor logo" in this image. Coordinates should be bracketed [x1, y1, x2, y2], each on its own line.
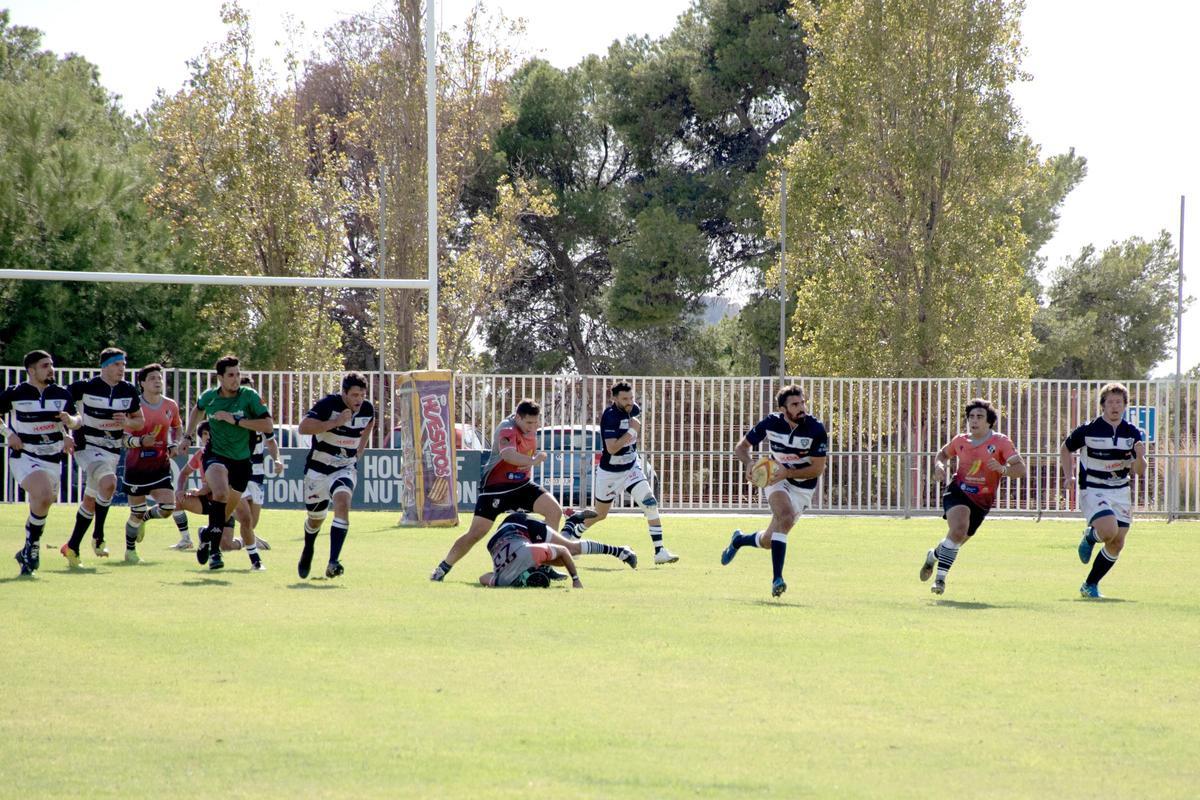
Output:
[959, 482, 980, 494]
[619, 419, 630, 429]
[967, 459, 982, 476]
[30, 421, 58, 433]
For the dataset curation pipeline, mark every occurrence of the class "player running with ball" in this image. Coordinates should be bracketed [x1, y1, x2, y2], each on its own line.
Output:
[721, 385, 828, 597]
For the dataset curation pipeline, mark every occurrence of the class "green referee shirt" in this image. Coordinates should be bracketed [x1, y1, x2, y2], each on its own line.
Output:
[196, 386, 270, 460]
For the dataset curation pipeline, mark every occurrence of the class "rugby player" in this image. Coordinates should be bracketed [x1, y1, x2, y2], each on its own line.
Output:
[62, 348, 144, 566]
[295, 372, 375, 580]
[181, 355, 274, 571]
[918, 398, 1026, 595]
[118, 364, 184, 563]
[1061, 383, 1147, 599]
[721, 385, 828, 597]
[2, 350, 81, 576]
[567, 381, 678, 564]
[479, 513, 583, 589]
[430, 399, 564, 582]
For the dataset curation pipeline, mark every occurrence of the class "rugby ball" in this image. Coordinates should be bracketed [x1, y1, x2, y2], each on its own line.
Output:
[750, 457, 776, 489]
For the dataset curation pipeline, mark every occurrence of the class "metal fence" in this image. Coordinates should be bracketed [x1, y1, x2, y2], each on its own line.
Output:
[4, 367, 1199, 517]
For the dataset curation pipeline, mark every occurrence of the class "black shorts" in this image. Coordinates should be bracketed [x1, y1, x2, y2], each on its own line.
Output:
[942, 483, 990, 537]
[123, 466, 174, 497]
[202, 453, 252, 493]
[473, 482, 550, 521]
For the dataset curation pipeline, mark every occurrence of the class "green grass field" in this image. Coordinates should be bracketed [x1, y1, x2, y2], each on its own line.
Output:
[2, 505, 1197, 798]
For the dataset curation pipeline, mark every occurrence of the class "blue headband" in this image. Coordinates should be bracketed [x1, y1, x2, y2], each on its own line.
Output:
[100, 354, 126, 368]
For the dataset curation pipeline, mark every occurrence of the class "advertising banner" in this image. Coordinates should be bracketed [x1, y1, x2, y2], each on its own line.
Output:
[176, 448, 482, 512]
[396, 371, 459, 526]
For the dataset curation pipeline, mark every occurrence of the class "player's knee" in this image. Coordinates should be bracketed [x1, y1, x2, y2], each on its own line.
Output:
[306, 501, 329, 521]
[129, 502, 150, 521]
[775, 512, 796, 531]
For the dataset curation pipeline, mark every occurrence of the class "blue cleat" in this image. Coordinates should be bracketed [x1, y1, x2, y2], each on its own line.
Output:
[771, 577, 787, 597]
[1077, 528, 1096, 564]
[1079, 582, 1103, 599]
[720, 530, 741, 566]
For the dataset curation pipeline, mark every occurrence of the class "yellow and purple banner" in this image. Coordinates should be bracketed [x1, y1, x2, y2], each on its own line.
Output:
[397, 371, 459, 527]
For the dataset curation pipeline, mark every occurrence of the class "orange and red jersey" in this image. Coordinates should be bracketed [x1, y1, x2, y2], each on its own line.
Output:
[124, 396, 182, 473]
[481, 416, 537, 489]
[947, 432, 1017, 509]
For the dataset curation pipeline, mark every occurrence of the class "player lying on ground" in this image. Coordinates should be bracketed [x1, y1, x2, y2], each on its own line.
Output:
[478, 513, 586, 588]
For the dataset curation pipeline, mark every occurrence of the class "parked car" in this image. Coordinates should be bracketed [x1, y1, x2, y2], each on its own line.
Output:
[534, 424, 659, 509]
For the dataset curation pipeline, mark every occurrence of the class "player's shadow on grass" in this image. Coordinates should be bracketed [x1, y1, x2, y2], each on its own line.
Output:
[931, 599, 1004, 610]
[738, 598, 805, 609]
[287, 582, 344, 590]
[174, 577, 232, 587]
[60, 566, 100, 575]
[1061, 597, 1135, 604]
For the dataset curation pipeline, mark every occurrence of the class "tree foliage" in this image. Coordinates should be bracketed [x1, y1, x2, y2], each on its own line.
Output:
[0, 10, 220, 367]
[1031, 233, 1184, 378]
[145, 2, 346, 370]
[774, 0, 1048, 378]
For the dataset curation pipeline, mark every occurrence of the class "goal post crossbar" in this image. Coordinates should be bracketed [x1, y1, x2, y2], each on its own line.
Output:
[0, 269, 430, 291]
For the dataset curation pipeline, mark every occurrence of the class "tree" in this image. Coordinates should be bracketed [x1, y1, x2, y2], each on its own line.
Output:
[773, 0, 1053, 378]
[301, 0, 532, 371]
[145, 2, 347, 370]
[1031, 233, 1184, 378]
[0, 10, 220, 367]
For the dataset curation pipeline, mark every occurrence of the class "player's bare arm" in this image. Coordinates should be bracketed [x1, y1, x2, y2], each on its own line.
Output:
[1131, 441, 1148, 476]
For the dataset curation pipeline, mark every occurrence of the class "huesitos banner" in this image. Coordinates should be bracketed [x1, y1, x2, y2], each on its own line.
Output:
[397, 371, 459, 527]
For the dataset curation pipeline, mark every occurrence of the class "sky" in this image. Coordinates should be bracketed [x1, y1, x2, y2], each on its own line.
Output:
[7, 0, 1199, 374]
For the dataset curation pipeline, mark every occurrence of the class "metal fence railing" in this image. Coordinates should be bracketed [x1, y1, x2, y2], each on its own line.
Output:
[4, 368, 1199, 517]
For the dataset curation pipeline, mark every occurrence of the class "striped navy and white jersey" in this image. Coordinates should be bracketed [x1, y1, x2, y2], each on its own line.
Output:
[249, 429, 276, 485]
[599, 402, 641, 473]
[303, 394, 375, 474]
[1063, 416, 1143, 490]
[68, 376, 140, 455]
[744, 412, 829, 490]
[0, 382, 77, 464]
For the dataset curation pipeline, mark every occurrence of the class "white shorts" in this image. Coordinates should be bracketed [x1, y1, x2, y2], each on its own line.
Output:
[1080, 486, 1132, 527]
[10, 454, 62, 495]
[593, 463, 648, 504]
[764, 481, 815, 516]
[304, 466, 357, 509]
[244, 480, 265, 506]
[75, 448, 120, 497]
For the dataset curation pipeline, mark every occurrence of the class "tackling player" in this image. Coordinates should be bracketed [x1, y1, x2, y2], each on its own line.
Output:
[721, 385, 828, 597]
[2, 350, 81, 576]
[918, 398, 1026, 595]
[430, 399, 565, 582]
[1060, 383, 1147, 599]
[479, 513, 583, 589]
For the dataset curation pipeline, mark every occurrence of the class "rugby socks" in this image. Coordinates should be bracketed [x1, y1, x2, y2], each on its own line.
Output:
[329, 518, 349, 563]
[1083, 527, 1099, 546]
[579, 540, 621, 557]
[432, 560, 453, 579]
[124, 518, 140, 552]
[92, 496, 111, 545]
[172, 511, 190, 539]
[25, 511, 46, 549]
[1086, 548, 1119, 586]
[934, 538, 959, 579]
[732, 530, 759, 550]
[770, 533, 787, 581]
[67, 507, 94, 553]
[245, 543, 261, 567]
[207, 501, 226, 537]
[649, 522, 664, 554]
